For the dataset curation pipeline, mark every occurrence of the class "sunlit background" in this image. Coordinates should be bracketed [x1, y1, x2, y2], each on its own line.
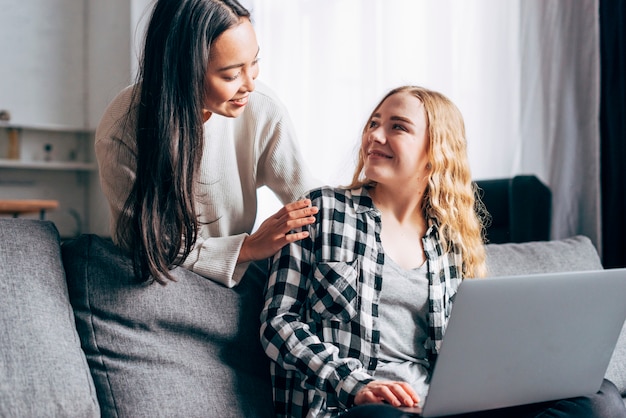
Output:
[224, 1, 599, 248]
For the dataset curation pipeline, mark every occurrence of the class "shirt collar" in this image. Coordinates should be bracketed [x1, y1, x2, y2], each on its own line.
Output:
[350, 186, 378, 215]
[352, 186, 441, 236]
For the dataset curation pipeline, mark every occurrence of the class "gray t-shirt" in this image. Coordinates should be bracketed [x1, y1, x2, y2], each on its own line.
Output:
[375, 256, 431, 406]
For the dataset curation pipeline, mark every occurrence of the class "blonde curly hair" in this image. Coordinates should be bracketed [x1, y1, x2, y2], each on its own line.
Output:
[346, 86, 488, 278]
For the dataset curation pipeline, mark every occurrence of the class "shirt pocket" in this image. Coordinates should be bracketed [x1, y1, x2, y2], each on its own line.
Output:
[310, 260, 359, 322]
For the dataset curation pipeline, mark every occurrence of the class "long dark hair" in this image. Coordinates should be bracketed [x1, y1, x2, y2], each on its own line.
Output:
[116, 0, 251, 284]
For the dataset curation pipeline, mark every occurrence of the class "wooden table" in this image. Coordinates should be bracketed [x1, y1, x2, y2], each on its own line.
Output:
[0, 199, 59, 219]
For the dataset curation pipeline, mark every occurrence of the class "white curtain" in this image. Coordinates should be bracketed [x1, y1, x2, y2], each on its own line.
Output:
[240, 0, 601, 250]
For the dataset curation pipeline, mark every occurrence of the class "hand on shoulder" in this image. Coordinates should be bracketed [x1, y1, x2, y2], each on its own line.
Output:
[238, 198, 319, 262]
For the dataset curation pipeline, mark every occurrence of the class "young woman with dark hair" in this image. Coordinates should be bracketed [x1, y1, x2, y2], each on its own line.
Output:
[96, 0, 319, 287]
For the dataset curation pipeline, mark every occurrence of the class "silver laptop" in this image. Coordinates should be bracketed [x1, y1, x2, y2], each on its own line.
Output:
[401, 268, 626, 417]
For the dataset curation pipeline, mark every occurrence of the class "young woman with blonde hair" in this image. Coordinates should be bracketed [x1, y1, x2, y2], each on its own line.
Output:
[260, 86, 624, 417]
[346, 86, 487, 280]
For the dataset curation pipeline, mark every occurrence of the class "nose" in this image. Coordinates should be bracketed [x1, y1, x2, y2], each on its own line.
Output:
[368, 126, 385, 144]
[242, 67, 257, 92]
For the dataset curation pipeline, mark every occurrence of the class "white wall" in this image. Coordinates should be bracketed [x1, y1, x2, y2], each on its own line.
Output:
[0, 0, 86, 128]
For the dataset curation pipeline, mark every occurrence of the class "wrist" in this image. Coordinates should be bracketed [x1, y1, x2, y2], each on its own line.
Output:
[237, 235, 251, 263]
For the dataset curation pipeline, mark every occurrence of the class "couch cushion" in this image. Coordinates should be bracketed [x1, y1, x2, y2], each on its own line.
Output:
[61, 234, 274, 418]
[485, 235, 603, 276]
[0, 219, 99, 417]
[486, 235, 626, 396]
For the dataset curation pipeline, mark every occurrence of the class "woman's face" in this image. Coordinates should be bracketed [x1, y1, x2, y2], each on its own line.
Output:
[361, 91, 430, 186]
[204, 19, 259, 118]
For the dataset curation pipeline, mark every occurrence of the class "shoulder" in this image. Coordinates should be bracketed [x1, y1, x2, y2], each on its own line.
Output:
[307, 185, 347, 201]
[250, 80, 285, 106]
[306, 186, 372, 212]
[102, 84, 138, 120]
[242, 80, 290, 122]
[96, 84, 138, 143]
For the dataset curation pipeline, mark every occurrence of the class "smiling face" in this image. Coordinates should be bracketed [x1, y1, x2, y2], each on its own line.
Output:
[361, 91, 430, 186]
[204, 18, 259, 118]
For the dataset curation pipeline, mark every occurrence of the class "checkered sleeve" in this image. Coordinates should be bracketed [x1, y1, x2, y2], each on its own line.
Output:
[423, 226, 465, 356]
[260, 188, 374, 412]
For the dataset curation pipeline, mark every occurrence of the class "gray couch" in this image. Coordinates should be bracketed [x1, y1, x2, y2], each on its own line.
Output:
[1, 218, 625, 417]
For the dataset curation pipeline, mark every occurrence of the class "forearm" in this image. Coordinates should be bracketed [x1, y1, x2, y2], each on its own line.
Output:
[261, 311, 373, 407]
[261, 251, 374, 407]
[180, 233, 250, 288]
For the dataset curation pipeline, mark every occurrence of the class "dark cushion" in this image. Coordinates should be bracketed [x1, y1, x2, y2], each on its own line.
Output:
[0, 219, 99, 417]
[476, 175, 552, 244]
[61, 234, 274, 418]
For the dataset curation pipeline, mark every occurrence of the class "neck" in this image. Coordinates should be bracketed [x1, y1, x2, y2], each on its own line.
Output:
[370, 184, 428, 269]
[370, 184, 426, 225]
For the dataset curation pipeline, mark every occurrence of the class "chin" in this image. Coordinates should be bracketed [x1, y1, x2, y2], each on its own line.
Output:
[223, 107, 246, 118]
[207, 105, 246, 119]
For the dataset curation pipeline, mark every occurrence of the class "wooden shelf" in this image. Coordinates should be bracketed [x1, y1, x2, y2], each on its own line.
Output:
[0, 159, 97, 171]
[0, 122, 91, 134]
[0, 199, 59, 219]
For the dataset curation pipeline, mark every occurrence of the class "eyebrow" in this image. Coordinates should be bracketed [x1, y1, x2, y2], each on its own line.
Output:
[216, 46, 260, 72]
[372, 113, 415, 126]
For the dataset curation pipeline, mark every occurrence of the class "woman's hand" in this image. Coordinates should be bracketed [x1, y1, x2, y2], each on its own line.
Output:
[354, 380, 420, 408]
[238, 198, 318, 263]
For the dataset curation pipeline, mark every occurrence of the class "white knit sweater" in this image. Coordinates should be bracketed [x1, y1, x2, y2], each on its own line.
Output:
[95, 81, 318, 287]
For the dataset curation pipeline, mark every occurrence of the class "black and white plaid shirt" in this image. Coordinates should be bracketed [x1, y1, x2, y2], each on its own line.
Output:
[260, 186, 464, 418]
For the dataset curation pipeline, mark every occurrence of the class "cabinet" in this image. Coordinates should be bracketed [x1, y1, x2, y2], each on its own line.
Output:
[0, 123, 97, 171]
[0, 123, 97, 239]
[0, 0, 145, 238]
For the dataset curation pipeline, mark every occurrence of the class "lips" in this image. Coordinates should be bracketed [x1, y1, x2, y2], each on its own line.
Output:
[230, 95, 249, 106]
[368, 149, 392, 158]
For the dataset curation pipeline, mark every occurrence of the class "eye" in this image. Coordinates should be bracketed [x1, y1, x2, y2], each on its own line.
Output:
[393, 123, 408, 132]
[224, 72, 240, 81]
[368, 120, 378, 129]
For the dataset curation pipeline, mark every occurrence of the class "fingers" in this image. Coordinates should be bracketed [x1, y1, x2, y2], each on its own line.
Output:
[239, 199, 318, 262]
[354, 381, 419, 407]
[276, 199, 318, 221]
[279, 198, 316, 215]
[274, 199, 318, 235]
[282, 230, 310, 246]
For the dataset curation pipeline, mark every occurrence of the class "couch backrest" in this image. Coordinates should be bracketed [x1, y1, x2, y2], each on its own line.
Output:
[61, 233, 275, 418]
[485, 235, 602, 276]
[0, 219, 100, 417]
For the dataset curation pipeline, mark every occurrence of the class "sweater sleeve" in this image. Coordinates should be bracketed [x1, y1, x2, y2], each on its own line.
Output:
[94, 86, 138, 239]
[178, 234, 250, 288]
